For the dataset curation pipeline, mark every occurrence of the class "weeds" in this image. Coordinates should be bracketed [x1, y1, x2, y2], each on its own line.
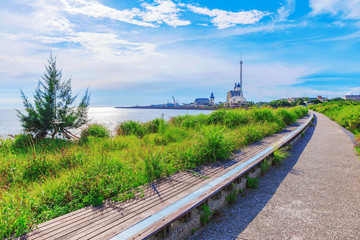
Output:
[225, 184, 238, 204]
[246, 176, 259, 189]
[261, 160, 271, 174]
[81, 124, 110, 140]
[273, 147, 290, 165]
[199, 204, 214, 226]
[143, 150, 165, 182]
[117, 121, 145, 137]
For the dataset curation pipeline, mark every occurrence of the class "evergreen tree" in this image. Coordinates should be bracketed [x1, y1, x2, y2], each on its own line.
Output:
[17, 54, 90, 139]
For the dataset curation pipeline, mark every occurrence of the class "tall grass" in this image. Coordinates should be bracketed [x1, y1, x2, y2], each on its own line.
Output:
[309, 101, 360, 134]
[0, 106, 308, 238]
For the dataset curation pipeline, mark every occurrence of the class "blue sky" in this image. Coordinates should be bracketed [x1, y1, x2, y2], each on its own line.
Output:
[0, 0, 360, 108]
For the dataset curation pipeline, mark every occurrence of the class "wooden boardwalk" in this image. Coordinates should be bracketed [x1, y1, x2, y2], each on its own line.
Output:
[25, 117, 309, 240]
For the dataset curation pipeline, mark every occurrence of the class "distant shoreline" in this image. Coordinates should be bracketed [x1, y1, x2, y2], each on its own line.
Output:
[115, 106, 217, 110]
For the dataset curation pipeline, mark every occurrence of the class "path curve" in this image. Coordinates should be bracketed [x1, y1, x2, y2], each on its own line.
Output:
[190, 112, 360, 240]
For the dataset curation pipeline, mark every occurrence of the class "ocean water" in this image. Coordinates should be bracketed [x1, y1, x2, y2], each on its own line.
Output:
[0, 108, 212, 138]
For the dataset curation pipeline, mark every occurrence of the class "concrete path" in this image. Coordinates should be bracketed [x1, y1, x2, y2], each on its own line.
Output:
[190, 112, 360, 240]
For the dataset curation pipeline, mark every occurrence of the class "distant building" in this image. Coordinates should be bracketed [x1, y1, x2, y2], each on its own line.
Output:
[194, 93, 215, 106]
[210, 92, 215, 105]
[343, 94, 360, 101]
[226, 60, 246, 107]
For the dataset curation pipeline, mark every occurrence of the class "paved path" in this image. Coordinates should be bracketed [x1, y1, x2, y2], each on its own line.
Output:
[190, 112, 360, 240]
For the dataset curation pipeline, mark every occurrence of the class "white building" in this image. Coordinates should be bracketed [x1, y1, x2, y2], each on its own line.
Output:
[226, 60, 246, 107]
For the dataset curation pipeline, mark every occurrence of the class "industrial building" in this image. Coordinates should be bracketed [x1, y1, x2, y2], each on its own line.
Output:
[226, 59, 247, 107]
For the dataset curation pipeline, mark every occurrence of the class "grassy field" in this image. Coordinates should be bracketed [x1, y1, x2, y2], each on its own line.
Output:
[309, 101, 360, 155]
[0, 106, 308, 238]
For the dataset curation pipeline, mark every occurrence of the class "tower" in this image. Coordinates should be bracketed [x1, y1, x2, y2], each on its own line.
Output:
[210, 92, 214, 105]
[240, 58, 243, 97]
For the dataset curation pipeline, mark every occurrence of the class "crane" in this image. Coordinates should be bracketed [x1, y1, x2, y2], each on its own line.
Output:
[172, 96, 177, 106]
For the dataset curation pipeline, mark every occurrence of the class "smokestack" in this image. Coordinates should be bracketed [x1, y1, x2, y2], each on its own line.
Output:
[240, 59, 243, 97]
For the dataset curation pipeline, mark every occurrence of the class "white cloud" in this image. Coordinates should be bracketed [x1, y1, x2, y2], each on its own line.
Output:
[140, 0, 191, 27]
[67, 32, 159, 62]
[60, 0, 155, 27]
[187, 5, 270, 29]
[277, 0, 296, 21]
[310, 0, 360, 19]
[0, 0, 73, 35]
[8, 32, 160, 63]
[60, 0, 190, 28]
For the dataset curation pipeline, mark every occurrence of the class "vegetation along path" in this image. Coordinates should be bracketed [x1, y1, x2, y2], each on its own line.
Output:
[190, 111, 360, 240]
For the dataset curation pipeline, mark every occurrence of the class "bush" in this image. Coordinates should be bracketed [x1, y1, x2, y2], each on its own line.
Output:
[117, 121, 145, 137]
[142, 150, 166, 182]
[200, 204, 214, 226]
[273, 147, 290, 165]
[199, 126, 231, 163]
[261, 160, 271, 174]
[224, 109, 249, 128]
[144, 118, 166, 134]
[246, 176, 259, 189]
[276, 109, 296, 125]
[11, 134, 34, 151]
[81, 124, 110, 140]
[250, 108, 277, 123]
[181, 114, 208, 128]
[208, 109, 226, 124]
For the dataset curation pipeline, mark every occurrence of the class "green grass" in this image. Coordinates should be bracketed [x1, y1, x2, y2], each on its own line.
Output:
[309, 101, 360, 134]
[260, 160, 271, 174]
[199, 204, 214, 226]
[272, 147, 290, 165]
[246, 176, 259, 189]
[0, 106, 308, 238]
[81, 124, 111, 140]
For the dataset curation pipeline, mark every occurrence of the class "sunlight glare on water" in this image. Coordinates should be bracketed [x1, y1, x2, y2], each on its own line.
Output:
[0, 107, 213, 138]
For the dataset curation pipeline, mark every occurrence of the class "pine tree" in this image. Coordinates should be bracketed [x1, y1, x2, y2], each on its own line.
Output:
[17, 54, 90, 139]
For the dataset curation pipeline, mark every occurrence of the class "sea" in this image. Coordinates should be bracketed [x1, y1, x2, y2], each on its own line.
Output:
[0, 108, 213, 139]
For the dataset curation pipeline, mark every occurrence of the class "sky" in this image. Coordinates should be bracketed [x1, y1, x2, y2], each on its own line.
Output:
[0, 0, 360, 108]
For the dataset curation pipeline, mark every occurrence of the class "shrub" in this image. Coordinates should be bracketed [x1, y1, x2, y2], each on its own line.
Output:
[144, 118, 166, 134]
[143, 150, 166, 182]
[208, 109, 226, 124]
[199, 126, 231, 163]
[246, 176, 259, 189]
[225, 110, 249, 128]
[225, 184, 238, 204]
[261, 160, 271, 174]
[276, 109, 296, 125]
[181, 114, 208, 128]
[81, 124, 110, 140]
[250, 108, 277, 123]
[11, 133, 34, 151]
[117, 121, 145, 137]
[273, 147, 290, 165]
[200, 204, 214, 226]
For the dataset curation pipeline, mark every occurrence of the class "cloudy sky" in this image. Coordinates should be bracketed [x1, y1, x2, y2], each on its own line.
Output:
[1, 0, 360, 108]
